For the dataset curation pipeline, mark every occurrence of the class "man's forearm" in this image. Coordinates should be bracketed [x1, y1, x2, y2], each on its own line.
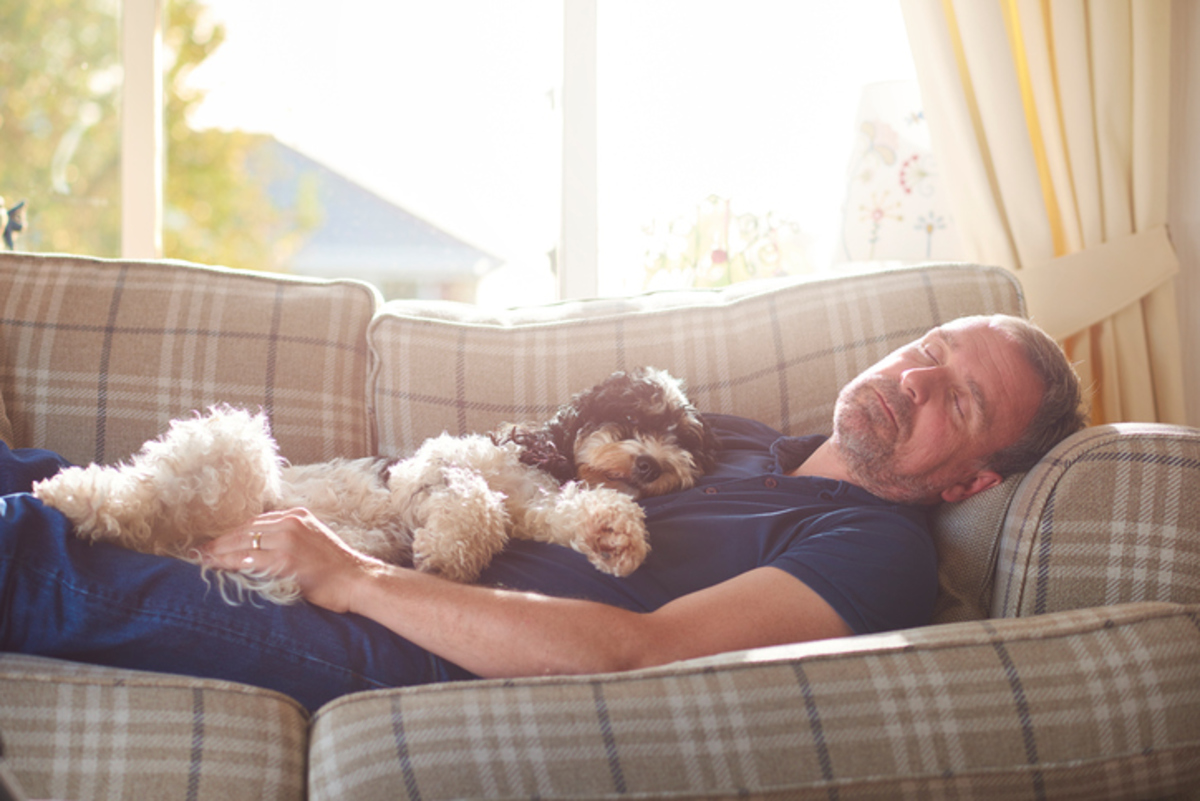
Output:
[349, 564, 651, 678]
[345, 563, 851, 680]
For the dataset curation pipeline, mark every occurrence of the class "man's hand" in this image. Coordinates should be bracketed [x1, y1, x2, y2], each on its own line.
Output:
[199, 508, 385, 614]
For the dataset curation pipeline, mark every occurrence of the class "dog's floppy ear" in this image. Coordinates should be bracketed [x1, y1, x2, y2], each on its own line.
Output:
[492, 372, 610, 484]
[492, 423, 576, 484]
[545, 392, 586, 458]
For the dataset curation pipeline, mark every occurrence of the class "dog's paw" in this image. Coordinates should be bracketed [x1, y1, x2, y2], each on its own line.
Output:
[411, 527, 489, 584]
[410, 466, 510, 583]
[411, 515, 507, 583]
[571, 492, 649, 576]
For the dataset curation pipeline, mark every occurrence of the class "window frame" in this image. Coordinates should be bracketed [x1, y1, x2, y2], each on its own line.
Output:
[122, 0, 163, 259]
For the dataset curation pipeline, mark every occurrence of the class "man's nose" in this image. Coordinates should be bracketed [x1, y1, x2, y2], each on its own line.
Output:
[900, 365, 942, 404]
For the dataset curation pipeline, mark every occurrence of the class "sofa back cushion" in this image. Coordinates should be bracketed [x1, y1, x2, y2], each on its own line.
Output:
[0, 253, 378, 466]
[368, 264, 1025, 457]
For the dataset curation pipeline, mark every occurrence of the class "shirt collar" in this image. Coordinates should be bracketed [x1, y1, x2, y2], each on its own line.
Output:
[769, 434, 827, 474]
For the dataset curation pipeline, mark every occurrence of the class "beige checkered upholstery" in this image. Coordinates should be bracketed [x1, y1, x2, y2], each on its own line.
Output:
[0, 252, 379, 466]
[929, 473, 1023, 623]
[0, 654, 307, 801]
[994, 422, 1200, 617]
[4, 252, 1199, 799]
[307, 602, 1200, 800]
[369, 264, 1023, 457]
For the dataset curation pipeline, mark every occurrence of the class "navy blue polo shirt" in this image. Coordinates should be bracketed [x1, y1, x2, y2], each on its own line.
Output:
[479, 414, 938, 636]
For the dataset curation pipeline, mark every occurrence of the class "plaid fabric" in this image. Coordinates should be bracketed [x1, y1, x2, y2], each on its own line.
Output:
[308, 602, 1200, 800]
[0, 252, 379, 466]
[0, 653, 307, 801]
[11, 256, 1199, 799]
[993, 423, 1200, 618]
[369, 264, 1024, 457]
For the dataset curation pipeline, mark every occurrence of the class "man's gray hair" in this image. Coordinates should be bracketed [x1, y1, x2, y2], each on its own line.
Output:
[982, 315, 1088, 477]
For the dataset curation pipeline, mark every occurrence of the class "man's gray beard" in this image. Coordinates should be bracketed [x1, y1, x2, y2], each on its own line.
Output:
[833, 378, 938, 505]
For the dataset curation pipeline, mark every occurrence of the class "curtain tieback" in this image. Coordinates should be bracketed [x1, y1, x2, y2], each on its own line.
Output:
[1019, 225, 1179, 340]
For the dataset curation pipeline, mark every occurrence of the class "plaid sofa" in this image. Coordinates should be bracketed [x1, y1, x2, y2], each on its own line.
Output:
[1, 251, 1197, 800]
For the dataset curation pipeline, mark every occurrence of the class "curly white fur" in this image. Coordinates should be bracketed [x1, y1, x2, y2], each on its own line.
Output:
[33, 405, 649, 605]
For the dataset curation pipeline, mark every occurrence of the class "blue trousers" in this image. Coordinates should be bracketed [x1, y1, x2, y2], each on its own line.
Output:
[0, 443, 472, 713]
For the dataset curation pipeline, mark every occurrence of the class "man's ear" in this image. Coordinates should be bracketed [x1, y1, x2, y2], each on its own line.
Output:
[939, 469, 1003, 504]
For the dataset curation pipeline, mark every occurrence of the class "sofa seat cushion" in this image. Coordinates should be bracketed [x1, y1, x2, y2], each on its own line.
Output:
[0, 653, 308, 801]
[368, 264, 1023, 457]
[0, 252, 379, 466]
[307, 602, 1200, 800]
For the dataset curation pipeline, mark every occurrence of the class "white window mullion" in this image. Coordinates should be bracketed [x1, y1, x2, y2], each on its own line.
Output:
[121, 0, 163, 259]
[559, 0, 598, 299]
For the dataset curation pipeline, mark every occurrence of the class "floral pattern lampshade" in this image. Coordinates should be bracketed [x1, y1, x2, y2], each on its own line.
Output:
[835, 80, 962, 264]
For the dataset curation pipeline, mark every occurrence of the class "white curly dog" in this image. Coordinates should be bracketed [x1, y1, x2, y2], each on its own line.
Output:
[33, 367, 718, 604]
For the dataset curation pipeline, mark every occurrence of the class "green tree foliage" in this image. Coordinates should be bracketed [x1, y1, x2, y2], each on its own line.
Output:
[0, 1, 122, 255]
[0, 0, 313, 269]
[162, 0, 314, 270]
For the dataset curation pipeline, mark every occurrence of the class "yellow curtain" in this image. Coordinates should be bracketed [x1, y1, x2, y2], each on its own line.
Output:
[900, 0, 1186, 424]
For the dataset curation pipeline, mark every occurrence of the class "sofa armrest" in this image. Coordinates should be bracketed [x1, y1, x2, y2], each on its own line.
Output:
[307, 602, 1200, 800]
[991, 423, 1200, 619]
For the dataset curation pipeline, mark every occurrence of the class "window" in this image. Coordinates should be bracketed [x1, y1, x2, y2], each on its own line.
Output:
[0, 1, 123, 256]
[176, 0, 561, 304]
[596, 0, 920, 295]
[8, 1, 923, 304]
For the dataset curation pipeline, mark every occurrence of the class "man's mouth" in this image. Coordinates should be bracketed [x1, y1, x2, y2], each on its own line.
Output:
[873, 386, 898, 429]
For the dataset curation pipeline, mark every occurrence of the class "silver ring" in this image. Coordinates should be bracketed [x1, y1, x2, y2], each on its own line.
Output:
[250, 531, 263, 550]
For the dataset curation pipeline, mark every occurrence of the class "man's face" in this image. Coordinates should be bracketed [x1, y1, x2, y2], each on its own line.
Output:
[831, 317, 1044, 504]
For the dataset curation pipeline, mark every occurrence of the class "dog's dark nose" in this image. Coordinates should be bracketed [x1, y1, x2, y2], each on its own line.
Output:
[633, 455, 661, 484]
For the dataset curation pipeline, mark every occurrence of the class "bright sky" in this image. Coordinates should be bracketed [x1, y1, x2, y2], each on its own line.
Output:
[187, 0, 917, 297]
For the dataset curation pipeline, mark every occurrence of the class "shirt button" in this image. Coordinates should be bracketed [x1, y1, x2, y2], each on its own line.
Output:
[704, 487, 719, 495]
[763, 478, 778, 489]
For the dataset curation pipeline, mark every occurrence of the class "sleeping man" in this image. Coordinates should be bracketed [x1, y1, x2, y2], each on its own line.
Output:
[0, 314, 1085, 712]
